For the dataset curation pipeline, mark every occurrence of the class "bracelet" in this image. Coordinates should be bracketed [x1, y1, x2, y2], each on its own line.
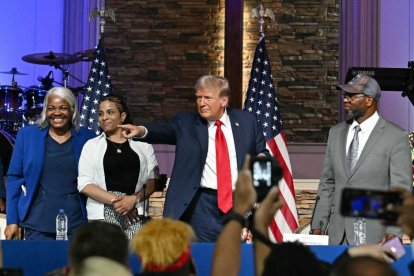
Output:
[250, 227, 275, 248]
[222, 211, 247, 227]
[133, 193, 140, 204]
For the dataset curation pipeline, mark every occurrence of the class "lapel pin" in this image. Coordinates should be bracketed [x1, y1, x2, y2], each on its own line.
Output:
[235, 122, 240, 126]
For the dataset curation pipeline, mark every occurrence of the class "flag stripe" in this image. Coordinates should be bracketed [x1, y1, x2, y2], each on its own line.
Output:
[276, 182, 299, 231]
[243, 34, 299, 243]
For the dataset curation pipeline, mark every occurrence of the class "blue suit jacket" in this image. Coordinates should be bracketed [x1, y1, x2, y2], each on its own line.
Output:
[142, 109, 266, 219]
[6, 125, 95, 225]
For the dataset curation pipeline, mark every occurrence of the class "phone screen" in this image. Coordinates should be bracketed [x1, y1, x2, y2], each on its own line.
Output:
[340, 188, 403, 222]
[252, 159, 272, 188]
[250, 156, 282, 202]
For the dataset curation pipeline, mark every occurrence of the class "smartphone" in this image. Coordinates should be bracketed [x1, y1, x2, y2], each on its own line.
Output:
[383, 236, 406, 259]
[250, 156, 282, 202]
[340, 188, 403, 222]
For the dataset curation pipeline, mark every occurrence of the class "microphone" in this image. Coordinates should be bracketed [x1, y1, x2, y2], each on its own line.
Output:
[309, 195, 320, 234]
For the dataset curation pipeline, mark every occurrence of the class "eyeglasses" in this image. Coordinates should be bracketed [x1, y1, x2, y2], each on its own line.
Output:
[343, 93, 366, 101]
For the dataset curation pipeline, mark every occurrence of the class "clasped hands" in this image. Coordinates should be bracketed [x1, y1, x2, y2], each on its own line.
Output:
[112, 194, 140, 224]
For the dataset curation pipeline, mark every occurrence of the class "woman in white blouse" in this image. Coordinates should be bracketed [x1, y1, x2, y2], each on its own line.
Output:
[78, 95, 158, 239]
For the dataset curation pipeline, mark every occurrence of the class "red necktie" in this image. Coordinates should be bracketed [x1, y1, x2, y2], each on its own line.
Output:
[215, 120, 232, 213]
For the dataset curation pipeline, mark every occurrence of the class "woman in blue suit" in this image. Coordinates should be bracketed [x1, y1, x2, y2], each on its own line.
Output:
[5, 87, 95, 240]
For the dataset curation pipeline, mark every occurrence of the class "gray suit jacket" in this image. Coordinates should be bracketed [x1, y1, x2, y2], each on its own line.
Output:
[312, 116, 412, 244]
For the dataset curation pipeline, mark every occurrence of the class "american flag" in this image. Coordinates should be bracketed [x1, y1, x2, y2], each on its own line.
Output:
[79, 39, 113, 135]
[243, 35, 299, 242]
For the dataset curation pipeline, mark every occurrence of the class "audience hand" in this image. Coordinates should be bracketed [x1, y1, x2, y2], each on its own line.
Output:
[118, 124, 145, 139]
[379, 233, 396, 245]
[254, 186, 283, 234]
[393, 189, 414, 238]
[5, 224, 20, 240]
[233, 155, 256, 216]
[347, 245, 397, 263]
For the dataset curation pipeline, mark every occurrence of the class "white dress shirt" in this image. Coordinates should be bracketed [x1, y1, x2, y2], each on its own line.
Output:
[346, 111, 380, 159]
[200, 109, 238, 190]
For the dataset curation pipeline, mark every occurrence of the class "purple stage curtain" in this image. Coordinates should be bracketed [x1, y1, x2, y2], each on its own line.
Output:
[339, 0, 379, 120]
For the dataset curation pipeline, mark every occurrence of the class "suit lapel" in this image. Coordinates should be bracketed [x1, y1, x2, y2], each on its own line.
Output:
[228, 110, 243, 169]
[341, 123, 352, 178]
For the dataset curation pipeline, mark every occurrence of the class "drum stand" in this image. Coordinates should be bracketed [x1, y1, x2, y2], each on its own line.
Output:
[51, 63, 86, 88]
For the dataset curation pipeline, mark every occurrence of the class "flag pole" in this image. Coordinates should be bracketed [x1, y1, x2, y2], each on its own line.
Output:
[245, 4, 299, 243]
[89, 2, 116, 42]
[251, 4, 275, 38]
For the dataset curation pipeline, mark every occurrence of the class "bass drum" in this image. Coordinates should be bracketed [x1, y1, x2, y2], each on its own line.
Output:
[0, 130, 15, 175]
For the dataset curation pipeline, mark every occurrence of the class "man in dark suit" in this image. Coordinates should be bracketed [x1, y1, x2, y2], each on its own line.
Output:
[310, 74, 412, 245]
[120, 75, 266, 242]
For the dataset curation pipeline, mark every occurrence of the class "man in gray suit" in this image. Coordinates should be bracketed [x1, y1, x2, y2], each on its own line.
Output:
[310, 74, 412, 245]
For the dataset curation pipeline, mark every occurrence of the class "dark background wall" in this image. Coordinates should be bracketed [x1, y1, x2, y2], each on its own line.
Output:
[104, 0, 340, 143]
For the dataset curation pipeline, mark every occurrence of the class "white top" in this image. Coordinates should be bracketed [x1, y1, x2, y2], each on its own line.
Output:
[346, 111, 380, 159]
[78, 132, 159, 220]
[200, 110, 238, 190]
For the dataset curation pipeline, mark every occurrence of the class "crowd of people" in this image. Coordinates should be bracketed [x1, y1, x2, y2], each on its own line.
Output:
[0, 74, 414, 275]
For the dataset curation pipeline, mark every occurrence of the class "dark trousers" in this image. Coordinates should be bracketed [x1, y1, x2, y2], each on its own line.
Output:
[181, 188, 225, 242]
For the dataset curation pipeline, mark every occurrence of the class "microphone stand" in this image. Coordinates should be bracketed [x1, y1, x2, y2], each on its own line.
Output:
[309, 195, 320, 234]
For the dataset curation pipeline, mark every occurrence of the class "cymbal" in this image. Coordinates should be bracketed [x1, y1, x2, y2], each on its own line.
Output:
[22, 51, 78, 65]
[0, 67, 27, 75]
[74, 49, 95, 62]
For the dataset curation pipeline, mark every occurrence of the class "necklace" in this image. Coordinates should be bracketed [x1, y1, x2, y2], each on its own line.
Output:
[107, 139, 125, 154]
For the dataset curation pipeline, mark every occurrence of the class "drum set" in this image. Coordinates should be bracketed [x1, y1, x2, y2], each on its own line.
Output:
[0, 50, 93, 174]
[0, 51, 93, 135]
